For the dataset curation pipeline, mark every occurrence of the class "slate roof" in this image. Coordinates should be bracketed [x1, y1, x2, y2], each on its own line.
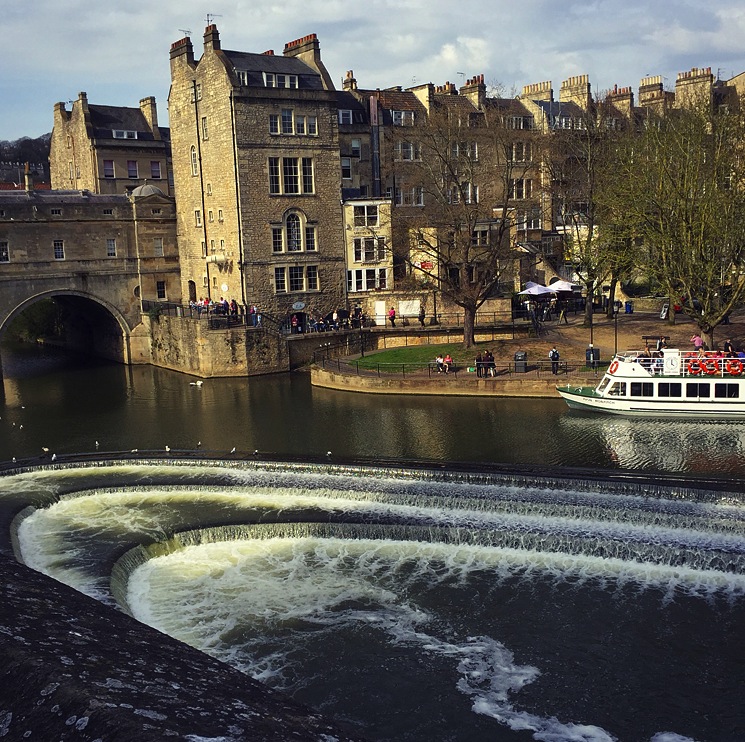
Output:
[87, 105, 171, 143]
[223, 50, 324, 90]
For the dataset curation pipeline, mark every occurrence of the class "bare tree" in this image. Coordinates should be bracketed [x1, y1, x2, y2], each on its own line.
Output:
[611, 92, 745, 348]
[388, 99, 543, 347]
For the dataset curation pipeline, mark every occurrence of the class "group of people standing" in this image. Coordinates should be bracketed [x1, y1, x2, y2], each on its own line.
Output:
[474, 350, 497, 377]
[191, 297, 239, 317]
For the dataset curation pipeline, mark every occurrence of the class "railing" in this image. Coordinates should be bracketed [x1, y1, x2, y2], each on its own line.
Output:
[315, 355, 601, 379]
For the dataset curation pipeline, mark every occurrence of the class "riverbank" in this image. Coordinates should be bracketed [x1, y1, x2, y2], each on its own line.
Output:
[311, 310, 744, 397]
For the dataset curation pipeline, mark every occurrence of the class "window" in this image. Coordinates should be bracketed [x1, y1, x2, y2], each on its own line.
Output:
[509, 142, 532, 162]
[201, 117, 208, 140]
[218, 209, 224, 222]
[113, 130, 137, 139]
[127, 161, 138, 179]
[289, 266, 304, 291]
[341, 157, 352, 179]
[451, 141, 478, 160]
[153, 237, 164, 257]
[272, 212, 316, 252]
[686, 383, 710, 398]
[201, 241, 207, 258]
[517, 208, 541, 230]
[510, 179, 532, 199]
[208, 210, 214, 223]
[305, 225, 316, 251]
[658, 383, 682, 397]
[150, 161, 161, 179]
[304, 116, 317, 135]
[351, 138, 361, 158]
[195, 209, 202, 227]
[106, 238, 117, 257]
[391, 110, 414, 126]
[264, 73, 298, 88]
[353, 237, 386, 262]
[151, 208, 162, 215]
[274, 267, 286, 292]
[103, 160, 115, 178]
[190, 146, 198, 176]
[508, 116, 533, 130]
[53, 239, 65, 260]
[103, 208, 113, 215]
[395, 141, 421, 161]
[393, 186, 424, 206]
[338, 109, 353, 125]
[0, 241, 8, 263]
[307, 265, 319, 290]
[347, 267, 387, 292]
[282, 109, 294, 134]
[715, 383, 739, 398]
[156, 281, 166, 300]
[206, 182, 212, 195]
[269, 157, 315, 195]
[287, 214, 302, 251]
[630, 382, 654, 397]
[472, 229, 489, 247]
[269, 114, 280, 134]
[237, 70, 249, 86]
[353, 204, 378, 227]
[51, 208, 62, 216]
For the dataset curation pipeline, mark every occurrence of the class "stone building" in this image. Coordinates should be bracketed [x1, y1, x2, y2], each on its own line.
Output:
[168, 26, 346, 326]
[50, 92, 172, 196]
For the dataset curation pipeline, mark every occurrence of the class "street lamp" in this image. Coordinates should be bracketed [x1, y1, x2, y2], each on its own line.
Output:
[613, 305, 619, 356]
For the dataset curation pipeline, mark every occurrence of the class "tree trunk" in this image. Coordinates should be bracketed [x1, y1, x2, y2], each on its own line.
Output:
[463, 307, 476, 348]
[605, 277, 618, 319]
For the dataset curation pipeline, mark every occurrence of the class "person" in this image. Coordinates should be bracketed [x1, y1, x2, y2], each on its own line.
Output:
[332, 311, 339, 330]
[690, 334, 704, 352]
[435, 354, 445, 373]
[724, 338, 735, 356]
[229, 298, 238, 317]
[485, 350, 496, 377]
[418, 305, 426, 328]
[443, 353, 453, 374]
[549, 346, 560, 375]
[656, 336, 667, 352]
[558, 304, 568, 324]
[388, 306, 396, 328]
[249, 304, 258, 326]
[475, 351, 483, 378]
[291, 314, 299, 333]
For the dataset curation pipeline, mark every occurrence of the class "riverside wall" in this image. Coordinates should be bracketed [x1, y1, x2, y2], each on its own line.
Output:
[311, 365, 586, 398]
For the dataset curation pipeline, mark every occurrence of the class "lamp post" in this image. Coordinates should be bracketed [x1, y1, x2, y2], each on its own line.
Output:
[613, 306, 619, 356]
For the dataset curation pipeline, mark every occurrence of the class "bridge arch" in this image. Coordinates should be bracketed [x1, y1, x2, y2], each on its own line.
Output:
[0, 290, 137, 365]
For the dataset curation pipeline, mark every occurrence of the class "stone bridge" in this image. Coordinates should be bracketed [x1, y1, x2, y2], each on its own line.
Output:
[0, 187, 181, 372]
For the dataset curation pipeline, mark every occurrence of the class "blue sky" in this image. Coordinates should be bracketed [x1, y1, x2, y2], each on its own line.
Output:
[5, 0, 745, 141]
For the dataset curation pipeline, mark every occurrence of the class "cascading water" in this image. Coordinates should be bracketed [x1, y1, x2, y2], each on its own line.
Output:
[4, 459, 745, 742]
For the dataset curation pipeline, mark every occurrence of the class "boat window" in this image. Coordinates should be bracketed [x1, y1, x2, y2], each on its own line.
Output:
[715, 383, 739, 399]
[658, 382, 681, 398]
[607, 382, 626, 396]
[630, 382, 654, 397]
[686, 382, 710, 398]
[597, 377, 612, 394]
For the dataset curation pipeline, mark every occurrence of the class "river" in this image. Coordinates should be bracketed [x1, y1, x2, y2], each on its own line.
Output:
[1, 343, 744, 742]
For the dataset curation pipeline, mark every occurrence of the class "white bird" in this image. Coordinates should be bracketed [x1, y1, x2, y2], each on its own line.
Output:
[12, 457, 16, 463]
[51, 454, 56, 461]
[19, 425, 23, 430]
[42, 447, 49, 453]
[131, 448, 138, 453]
[165, 446, 170, 453]
[253, 449, 258, 455]
[326, 451, 332, 457]
[230, 447, 236, 454]
[95, 441, 99, 449]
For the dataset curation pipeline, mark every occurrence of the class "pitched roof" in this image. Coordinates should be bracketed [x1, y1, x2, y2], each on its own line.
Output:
[223, 50, 324, 90]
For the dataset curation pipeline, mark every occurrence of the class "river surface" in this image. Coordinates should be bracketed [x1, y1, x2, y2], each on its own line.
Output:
[2, 344, 745, 742]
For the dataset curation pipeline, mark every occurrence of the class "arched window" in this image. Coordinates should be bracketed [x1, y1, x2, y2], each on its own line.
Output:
[271, 211, 316, 253]
[287, 214, 301, 251]
[190, 146, 198, 176]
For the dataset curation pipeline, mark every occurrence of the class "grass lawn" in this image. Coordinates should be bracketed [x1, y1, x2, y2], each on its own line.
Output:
[356, 344, 478, 370]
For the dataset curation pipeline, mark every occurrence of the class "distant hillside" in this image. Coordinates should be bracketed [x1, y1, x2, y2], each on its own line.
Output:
[0, 134, 51, 182]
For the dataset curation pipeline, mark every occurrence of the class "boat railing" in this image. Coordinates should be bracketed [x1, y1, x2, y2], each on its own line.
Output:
[611, 349, 745, 378]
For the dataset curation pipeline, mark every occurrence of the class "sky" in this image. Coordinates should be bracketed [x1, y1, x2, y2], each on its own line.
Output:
[4, 0, 745, 142]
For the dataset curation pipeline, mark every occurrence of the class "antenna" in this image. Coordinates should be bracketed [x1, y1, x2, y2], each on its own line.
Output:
[178, 28, 192, 36]
[457, 72, 465, 83]
[205, 13, 222, 25]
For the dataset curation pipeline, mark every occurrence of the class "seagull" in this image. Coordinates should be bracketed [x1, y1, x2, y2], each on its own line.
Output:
[230, 447, 236, 454]
[19, 425, 23, 430]
[95, 441, 99, 449]
[326, 451, 332, 457]
[42, 447, 49, 453]
[165, 446, 171, 453]
[197, 441, 202, 447]
[131, 448, 138, 453]
[51, 454, 56, 461]
[253, 449, 258, 456]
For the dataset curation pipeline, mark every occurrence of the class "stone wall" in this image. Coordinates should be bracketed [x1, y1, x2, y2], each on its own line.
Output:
[148, 315, 289, 377]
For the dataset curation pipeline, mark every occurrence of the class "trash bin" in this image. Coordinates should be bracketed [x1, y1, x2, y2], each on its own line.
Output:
[514, 350, 527, 373]
[625, 300, 634, 314]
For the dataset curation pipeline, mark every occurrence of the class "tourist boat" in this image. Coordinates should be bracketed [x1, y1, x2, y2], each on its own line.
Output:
[557, 349, 745, 417]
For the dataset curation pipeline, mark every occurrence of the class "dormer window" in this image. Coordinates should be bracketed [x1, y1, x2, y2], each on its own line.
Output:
[263, 73, 298, 89]
[338, 109, 353, 125]
[391, 110, 414, 126]
[237, 70, 249, 86]
[113, 130, 137, 139]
